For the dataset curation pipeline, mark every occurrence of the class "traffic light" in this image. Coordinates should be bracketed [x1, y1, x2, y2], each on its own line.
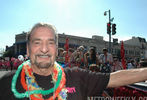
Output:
[107, 22, 111, 34]
[112, 24, 116, 35]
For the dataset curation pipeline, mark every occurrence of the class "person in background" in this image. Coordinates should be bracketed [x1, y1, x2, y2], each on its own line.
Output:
[127, 59, 135, 69]
[112, 57, 122, 72]
[67, 48, 74, 67]
[99, 48, 113, 73]
[70, 46, 85, 68]
[84, 47, 99, 71]
[56, 48, 65, 62]
[139, 58, 147, 68]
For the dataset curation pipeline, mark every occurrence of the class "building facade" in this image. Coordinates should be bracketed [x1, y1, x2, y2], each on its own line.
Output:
[14, 32, 147, 59]
[15, 32, 27, 56]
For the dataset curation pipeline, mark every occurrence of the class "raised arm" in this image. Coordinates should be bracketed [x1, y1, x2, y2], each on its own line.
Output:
[107, 68, 147, 88]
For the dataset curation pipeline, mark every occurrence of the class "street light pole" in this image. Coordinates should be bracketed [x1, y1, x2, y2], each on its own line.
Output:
[108, 10, 111, 53]
[108, 10, 111, 22]
[104, 9, 113, 53]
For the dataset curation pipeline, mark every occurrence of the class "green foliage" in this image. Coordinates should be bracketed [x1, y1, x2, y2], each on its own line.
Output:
[3, 50, 14, 58]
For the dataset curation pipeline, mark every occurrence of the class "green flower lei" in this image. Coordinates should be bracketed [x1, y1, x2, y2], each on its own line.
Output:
[11, 60, 62, 98]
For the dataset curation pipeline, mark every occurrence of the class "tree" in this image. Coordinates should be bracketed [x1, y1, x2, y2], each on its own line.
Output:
[3, 49, 14, 58]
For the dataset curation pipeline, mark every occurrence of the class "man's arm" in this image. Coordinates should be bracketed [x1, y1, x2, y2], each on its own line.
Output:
[107, 68, 147, 88]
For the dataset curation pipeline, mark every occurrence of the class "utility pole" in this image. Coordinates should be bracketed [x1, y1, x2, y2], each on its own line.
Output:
[104, 10, 115, 53]
[108, 10, 111, 53]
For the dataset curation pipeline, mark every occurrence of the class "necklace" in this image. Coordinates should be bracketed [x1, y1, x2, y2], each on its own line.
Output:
[11, 60, 67, 100]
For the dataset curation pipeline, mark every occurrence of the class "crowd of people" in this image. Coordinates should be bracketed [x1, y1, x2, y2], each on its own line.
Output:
[56, 46, 146, 73]
[0, 55, 28, 70]
[1, 46, 146, 72]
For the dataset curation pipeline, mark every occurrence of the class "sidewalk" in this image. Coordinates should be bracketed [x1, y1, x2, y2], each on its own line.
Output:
[0, 70, 12, 78]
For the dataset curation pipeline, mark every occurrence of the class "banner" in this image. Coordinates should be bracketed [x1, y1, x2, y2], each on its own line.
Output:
[121, 41, 126, 69]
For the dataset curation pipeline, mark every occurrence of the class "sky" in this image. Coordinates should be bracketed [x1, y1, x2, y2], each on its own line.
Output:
[0, 0, 147, 50]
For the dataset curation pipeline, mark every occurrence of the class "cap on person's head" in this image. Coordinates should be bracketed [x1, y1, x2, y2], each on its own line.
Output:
[78, 46, 84, 51]
[58, 48, 64, 52]
[103, 48, 108, 52]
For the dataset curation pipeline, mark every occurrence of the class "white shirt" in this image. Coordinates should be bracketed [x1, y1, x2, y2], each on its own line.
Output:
[99, 53, 113, 64]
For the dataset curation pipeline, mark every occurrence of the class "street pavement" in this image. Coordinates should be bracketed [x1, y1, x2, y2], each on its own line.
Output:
[0, 70, 11, 78]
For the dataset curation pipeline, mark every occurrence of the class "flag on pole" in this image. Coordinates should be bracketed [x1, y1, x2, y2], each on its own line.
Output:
[121, 41, 126, 69]
[64, 37, 69, 66]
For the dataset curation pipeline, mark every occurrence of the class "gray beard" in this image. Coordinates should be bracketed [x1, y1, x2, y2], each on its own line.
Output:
[33, 55, 54, 69]
[34, 61, 53, 69]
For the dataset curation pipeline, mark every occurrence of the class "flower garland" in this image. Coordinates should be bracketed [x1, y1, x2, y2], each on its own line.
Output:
[11, 60, 67, 100]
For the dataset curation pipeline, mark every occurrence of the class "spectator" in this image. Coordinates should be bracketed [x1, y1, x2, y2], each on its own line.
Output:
[70, 46, 85, 68]
[84, 47, 99, 71]
[112, 57, 122, 72]
[99, 48, 113, 73]
[127, 59, 134, 69]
